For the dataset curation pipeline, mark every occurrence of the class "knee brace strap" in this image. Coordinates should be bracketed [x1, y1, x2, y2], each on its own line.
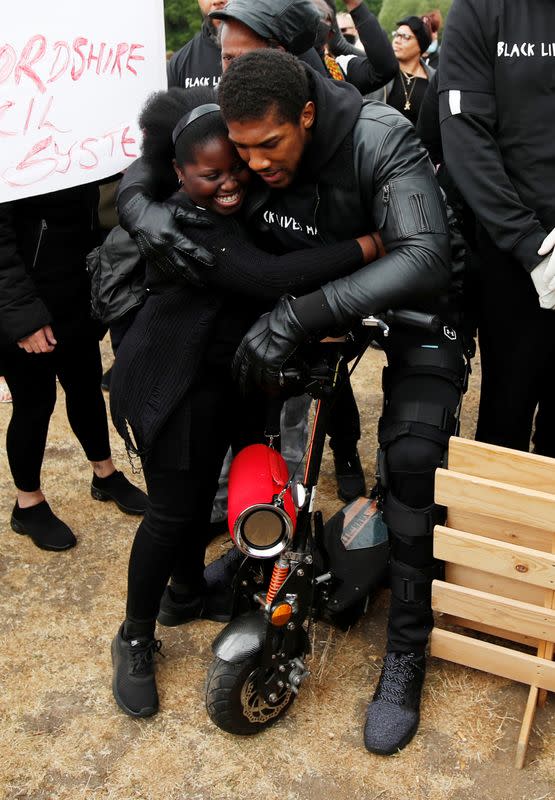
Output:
[390, 558, 441, 604]
[383, 493, 445, 538]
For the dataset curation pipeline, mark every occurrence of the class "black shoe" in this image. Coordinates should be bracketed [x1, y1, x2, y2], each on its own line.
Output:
[157, 584, 231, 626]
[91, 470, 147, 515]
[101, 367, 112, 392]
[333, 447, 366, 503]
[10, 501, 76, 551]
[204, 545, 243, 589]
[111, 623, 161, 718]
[364, 652, 425, 755]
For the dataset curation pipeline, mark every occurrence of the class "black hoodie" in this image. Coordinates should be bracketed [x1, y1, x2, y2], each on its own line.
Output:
[439, 0, 555, 272]
[243, 75, 363, 253]
[167, 21, 223, 90]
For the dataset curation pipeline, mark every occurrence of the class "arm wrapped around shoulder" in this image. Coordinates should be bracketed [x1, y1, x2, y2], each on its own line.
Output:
[117, 158, 216, 288]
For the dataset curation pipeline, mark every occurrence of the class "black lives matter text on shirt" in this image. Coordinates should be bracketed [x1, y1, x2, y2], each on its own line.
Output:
[440, 0, 555, 238]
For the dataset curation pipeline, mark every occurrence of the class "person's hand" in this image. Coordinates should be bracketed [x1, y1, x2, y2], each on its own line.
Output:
[530, 258, 555, 310]
[232, 296, 309, 394]
[119, 193, 216, 288]
[17, 325, 57, 353]
[538, 228, 555, 291]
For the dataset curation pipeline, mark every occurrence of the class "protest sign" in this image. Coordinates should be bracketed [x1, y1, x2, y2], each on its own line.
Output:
[0, 0, 167, 201]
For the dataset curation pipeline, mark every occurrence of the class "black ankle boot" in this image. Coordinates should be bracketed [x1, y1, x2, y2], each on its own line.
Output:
[111, 623, 161, 717]
[364, 652, 425, 755]
[11, 501, 76, 551]
[91, 470, 147, 515]
[332, 446, 366, 503]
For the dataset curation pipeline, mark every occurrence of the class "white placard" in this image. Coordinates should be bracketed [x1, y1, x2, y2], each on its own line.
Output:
[0, 0, 167, 201]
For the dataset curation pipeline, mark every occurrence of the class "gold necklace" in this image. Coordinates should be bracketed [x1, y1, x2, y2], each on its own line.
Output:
[400, 70, 418, 111]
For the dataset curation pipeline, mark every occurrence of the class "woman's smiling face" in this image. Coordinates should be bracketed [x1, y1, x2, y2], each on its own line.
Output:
[174, 136, 251, 215]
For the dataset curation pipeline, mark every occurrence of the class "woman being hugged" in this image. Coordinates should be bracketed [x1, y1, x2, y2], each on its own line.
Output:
[110, 86, 380, 718]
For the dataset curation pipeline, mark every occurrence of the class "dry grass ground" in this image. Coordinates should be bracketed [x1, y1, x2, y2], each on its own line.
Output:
[0, 341, 554, 800]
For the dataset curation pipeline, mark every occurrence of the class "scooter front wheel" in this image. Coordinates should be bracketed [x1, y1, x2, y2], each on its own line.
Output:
[206, 655, 296, 735]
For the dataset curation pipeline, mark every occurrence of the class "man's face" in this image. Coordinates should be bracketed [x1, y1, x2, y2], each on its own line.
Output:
[220, 20, 273, 70]
[198, 0, 227, 28]
[226, 103, 315, 189]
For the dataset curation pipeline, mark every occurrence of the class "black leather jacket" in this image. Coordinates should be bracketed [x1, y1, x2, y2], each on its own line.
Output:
[118, 70, 451, 330]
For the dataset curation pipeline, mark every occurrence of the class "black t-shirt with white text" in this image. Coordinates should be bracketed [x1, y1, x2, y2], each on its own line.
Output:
[439, 0, 555, 270]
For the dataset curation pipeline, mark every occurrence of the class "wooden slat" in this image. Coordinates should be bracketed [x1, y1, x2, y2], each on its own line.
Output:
[445, 563, 545, 606]
[440, 615, 538, 649]
[434, 526, 555, 590]
[515, 686, 539, 769]
[448, 437, 555, 495]
[430, 629, 555, 692]
[446, 508, 554, 553]
[432, 581, 555, 642]
[436, 469, 555, 533]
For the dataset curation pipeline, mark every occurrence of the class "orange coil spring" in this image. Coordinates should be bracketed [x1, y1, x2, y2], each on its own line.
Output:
[266, 564, 289, 605]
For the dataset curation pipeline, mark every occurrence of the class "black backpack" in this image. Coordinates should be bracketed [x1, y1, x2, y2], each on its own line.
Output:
[86, 225, 146, 325]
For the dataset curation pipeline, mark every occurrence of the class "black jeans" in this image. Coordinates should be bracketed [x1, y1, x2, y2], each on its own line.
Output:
[475, 230, 555, 456]
[2, 331, 110, 492]
[125, 374, 265, 628]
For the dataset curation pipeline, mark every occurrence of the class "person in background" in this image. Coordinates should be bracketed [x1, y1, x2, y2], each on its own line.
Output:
[0, 186, 148, 552]
[167, 0, 228, 90]
[336, 11, 362, 49]
[309, 0, 398, 90]
[368, 15, 434, 126]
[422, 9, 442, 69]
[439, 0, 555, 457]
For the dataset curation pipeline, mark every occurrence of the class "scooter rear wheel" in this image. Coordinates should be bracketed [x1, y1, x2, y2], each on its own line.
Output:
[206, 654, 296, 735]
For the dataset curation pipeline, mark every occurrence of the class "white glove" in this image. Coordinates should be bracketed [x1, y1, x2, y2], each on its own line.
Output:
[531, 256, 555, 310]
[537, 227, 555, 290]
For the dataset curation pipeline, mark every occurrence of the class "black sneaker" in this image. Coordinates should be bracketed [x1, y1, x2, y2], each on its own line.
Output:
[157, 583, 232, 626]
[364, 652, 425, 755]
[91, 470, 147, 515]
[111, 623, 161, 718]
[10, 501, 76, 551]
[333, 447, 366, 503]
[204, 545, 243, 590]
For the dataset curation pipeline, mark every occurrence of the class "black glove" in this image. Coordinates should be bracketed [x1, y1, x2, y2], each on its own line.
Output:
[232, 295, 309, 394]
[119, 192, 215, 289]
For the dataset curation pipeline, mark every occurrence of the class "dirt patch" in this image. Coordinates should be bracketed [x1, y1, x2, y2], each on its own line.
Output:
[0, 343, 553, 800]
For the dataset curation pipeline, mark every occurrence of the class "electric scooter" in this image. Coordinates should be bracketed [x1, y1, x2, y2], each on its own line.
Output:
[205, 310, 441, 735]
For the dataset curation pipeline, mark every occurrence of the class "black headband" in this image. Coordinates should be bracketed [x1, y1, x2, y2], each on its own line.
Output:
[172, 103, 221, 145]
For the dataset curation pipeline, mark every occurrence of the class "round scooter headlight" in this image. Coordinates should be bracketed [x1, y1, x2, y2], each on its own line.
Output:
[228, 444, 297, 559]
[234, 502, 294, 559]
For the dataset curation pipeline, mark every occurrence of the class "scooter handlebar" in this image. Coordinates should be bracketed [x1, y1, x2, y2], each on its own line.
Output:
[362, 309, 442, 335]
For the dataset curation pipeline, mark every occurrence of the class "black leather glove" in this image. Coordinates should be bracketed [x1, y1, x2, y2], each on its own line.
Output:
[119, 192, 215, 289]
[232, 295, 309, 394]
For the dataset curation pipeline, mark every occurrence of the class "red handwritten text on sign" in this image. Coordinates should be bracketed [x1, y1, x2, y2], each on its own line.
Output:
[1, 34, 145, 189]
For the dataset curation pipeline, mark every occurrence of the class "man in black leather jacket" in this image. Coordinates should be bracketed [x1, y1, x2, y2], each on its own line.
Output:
[117, 50, 469, 755]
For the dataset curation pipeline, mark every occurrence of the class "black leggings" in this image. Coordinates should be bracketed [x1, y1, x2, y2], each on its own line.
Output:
[125, 375, 265, 628]
[2, 333, 111, 492]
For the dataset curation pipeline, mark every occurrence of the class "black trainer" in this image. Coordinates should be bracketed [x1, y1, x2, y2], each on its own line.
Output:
[111, 623, 161, 718]
[10, 501, 76, 551]
[91, 470, 148, 515]
[157, 574, 234, 626]
[333, 447, 366, 503]
[204, 545, 243, 590]
[364, 652, 426, 755]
